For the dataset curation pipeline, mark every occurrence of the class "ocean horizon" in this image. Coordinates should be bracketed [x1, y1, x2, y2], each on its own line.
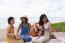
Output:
[0, 17, 65, 29]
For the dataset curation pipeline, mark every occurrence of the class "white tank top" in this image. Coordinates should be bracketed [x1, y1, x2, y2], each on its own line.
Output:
[43, 22, 50, 31]
[43, 22, 50, 37]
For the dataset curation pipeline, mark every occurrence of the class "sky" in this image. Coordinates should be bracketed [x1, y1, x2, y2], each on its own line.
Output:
[0, 0, 65, 22]
[0, 0, 65, 29]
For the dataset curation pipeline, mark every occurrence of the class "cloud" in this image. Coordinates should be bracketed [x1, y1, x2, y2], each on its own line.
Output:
[0, 0, 65, 18]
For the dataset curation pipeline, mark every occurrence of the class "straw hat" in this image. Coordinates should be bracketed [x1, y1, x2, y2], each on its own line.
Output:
[20, 15, 28, 20]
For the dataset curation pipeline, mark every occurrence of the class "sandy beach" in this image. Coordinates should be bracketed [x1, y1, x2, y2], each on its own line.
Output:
[0, 29, 65, 43]
[0, 29, 6, 42]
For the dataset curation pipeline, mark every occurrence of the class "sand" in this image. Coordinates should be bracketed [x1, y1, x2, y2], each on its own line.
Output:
[47, 32, 65, 43]
[0, 29, 6, 42]
[0, 29, 65, 43]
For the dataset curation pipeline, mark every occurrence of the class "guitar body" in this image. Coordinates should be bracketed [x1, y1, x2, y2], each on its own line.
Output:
[29, 24, 39, 37]
[30, 24, 44, 37]
[30, 31, 38, 37]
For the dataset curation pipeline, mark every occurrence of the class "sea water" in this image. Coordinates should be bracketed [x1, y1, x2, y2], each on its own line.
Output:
[0, 17, 65, 29]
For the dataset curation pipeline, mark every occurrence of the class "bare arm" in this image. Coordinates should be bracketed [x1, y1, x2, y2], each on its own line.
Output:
[7, 26, 14, 35]
[48, 23, 52, 33]
[36, 24, 42, 36]
[30, 25, 34, 32]
[7, 27, 10, 36]
[28, 23, 31, 32]
[17, 24, 21, 33]
[7, 26, 15, 39]
[38, 30, 42, 36]
[38, 25, 43, 36]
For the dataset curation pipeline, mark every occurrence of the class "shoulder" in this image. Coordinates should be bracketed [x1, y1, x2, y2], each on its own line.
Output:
[28, 23, 31, 25]
[44, 22, 51, 27]
[47, 22, 51, 25]
[32, 23, 40, 28]
[7, 25, 11, 29]
[6, 25, 11, 32]
[32, 23, 38, 26]
[19, 23, 22, 27]
[35, 23, 40, 27]
[27, 23, 31, 27]
[46, 22, 51, 27]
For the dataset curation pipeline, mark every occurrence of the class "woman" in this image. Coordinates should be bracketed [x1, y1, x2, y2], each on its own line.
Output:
[31, 14, 52, 43]
[6, 17, 17, 43]
[17, 16, 32, 42]
[6, 17, 24, 43]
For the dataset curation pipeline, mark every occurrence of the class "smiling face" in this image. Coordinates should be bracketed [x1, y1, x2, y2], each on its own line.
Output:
[22, 18, 26, 22]
[42, 17, 48, 23]
[8, 17, 15, 25]
[10, 19, 15, 25]
[39, 14, 49, 25]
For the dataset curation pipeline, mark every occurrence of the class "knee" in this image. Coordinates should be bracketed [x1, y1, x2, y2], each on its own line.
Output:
[25, 36, 32, 42]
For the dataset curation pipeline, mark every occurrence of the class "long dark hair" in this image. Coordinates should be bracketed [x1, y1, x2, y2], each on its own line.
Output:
[39, 14, 49, 26]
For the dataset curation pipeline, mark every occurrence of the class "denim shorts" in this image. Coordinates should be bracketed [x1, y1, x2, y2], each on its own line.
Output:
[20, 34, 32, 42]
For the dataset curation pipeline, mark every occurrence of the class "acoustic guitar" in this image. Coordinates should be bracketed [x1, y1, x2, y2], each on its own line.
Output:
[29, 25, 38, 37]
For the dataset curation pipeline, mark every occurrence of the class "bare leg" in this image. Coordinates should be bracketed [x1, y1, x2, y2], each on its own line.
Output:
[20, 40, 25, 43]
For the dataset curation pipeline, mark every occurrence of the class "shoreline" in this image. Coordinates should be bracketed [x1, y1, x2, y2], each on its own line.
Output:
[0, 29, 6, 42]
[0, 22, 65, 42]
[0, 21, 65, 30]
